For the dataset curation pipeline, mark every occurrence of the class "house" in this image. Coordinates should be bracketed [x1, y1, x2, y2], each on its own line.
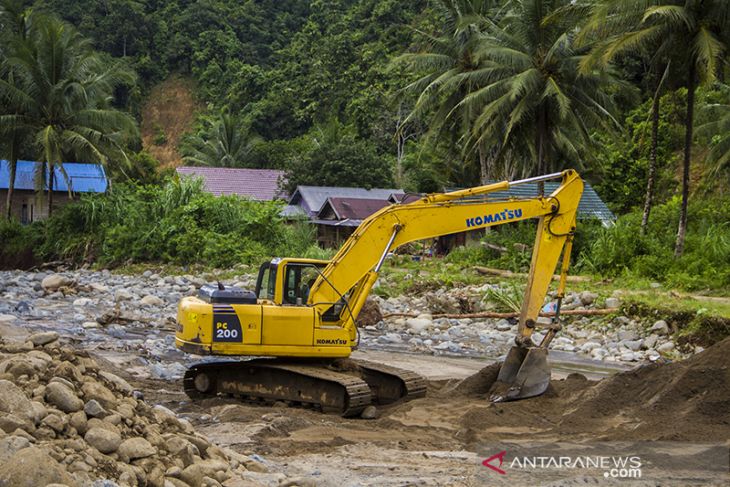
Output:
[314, 197, 392, 247]
[481, 179, 615, 225]
[283, 186, 405, 247]
[0, 160, 108, 223]
[175, 166, 287, 201]
[284, 186, 404, 219]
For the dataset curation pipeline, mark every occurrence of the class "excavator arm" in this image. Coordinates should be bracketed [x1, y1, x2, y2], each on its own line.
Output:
[307, 169, 584, 401]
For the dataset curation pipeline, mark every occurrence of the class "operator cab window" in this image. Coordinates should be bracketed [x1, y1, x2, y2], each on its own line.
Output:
[255, 262, 276, 301]
[283, 264, 321, 305]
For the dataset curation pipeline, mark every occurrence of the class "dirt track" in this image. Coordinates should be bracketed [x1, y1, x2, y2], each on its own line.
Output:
[135, 340, 730, 486]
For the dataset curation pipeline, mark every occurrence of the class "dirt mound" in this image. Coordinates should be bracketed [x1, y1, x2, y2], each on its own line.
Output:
[431, 338, 730, 443]
[559, 336, 730, 441]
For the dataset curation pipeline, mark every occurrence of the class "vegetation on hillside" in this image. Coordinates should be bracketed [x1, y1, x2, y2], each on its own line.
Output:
[0, 0, 729, 293]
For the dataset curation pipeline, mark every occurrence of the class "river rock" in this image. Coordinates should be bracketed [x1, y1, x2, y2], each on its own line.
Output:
[114, 289, 134, 302]
[0, 446, 75, 487]
[140, 295, 165, 307]
[84, 427, 122, 454]
[0, 314, 17, 323]
[657, 342, 675, 353]
[651, 320, 670, 335]
[118, 437, 156, 463]
[617, 329, 639, 341]
[28, 331, 59, 347]
[406, 318, 431, 333]
[41, 274, 73, 291]
[73, 297, 93, 307]
[0, 436, 30, 463]
[605, 297, 620, 308]
[579, 291, 598, 306]
[81, 382, 117, 408]
[84, 399, 107, 418]
[99, 371, 133, 395]
[0, 380, 33, 420]
[44, 382, 83, 413]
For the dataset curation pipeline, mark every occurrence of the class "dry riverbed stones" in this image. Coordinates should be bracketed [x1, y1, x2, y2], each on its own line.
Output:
[0, 333, 276, 487]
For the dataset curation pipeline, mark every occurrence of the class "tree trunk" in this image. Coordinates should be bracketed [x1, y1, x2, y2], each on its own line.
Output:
[5, 131, 20, 220]
[47, 163, 54, 217]
[641, 95, 660, 233]
[675, 63, 695, 257]
[536, 107, 547, 196]
[478, 143, 489, 185]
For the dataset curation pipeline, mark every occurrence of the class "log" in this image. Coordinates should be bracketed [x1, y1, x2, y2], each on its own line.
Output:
[382, 308, 618, 320]
[474, 266, 591, 282]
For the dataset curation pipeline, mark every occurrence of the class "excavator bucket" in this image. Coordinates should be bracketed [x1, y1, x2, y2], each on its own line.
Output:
[489, 346, 551, 402]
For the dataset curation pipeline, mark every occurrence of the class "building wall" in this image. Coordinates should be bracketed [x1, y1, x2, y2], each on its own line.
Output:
[0, 190, 72, 223]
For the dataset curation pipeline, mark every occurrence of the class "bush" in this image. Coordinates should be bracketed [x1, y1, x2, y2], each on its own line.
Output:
[2, 177, 320, 269]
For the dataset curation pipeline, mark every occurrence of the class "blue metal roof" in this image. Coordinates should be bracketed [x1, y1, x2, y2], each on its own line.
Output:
[446, 180, 615, 225]
[0, 160, 108, 193]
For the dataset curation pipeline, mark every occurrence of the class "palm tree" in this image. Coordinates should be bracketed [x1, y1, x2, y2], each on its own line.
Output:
[394, 0, 503, 183]
[460, 0, 623, 194]
[697, 94, 730, 177]
[0, 15, 138, 216]
[0, 0, 34, 220]
[582, 0, 730, 255]
[181, 112, 262, 167]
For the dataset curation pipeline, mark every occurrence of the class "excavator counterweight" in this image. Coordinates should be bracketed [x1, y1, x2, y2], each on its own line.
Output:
[175, 170, 584, 413]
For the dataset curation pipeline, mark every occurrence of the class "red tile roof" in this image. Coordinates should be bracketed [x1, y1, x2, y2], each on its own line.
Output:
[176, 166, 287, 201]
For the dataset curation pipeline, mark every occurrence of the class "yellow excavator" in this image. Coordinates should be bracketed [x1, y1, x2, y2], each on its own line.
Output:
[175, 170, 584, 415]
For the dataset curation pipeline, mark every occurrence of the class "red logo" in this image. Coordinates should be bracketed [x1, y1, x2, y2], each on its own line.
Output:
[482, 450, 507, 475]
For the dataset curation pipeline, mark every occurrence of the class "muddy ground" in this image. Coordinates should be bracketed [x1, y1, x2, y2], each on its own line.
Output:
[131, 340, 730, 486]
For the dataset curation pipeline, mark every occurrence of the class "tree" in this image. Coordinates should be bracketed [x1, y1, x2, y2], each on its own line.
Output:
[583, 0, 730, 255]
[462, 0, 623, 194]
[394, 0, 501, 184]
[181, 112, 262, 168]
[0, 15, 138, 216]
[0, 0, 33, 219]
[283, 120, 393, 191]
[697, 88, 730, 177]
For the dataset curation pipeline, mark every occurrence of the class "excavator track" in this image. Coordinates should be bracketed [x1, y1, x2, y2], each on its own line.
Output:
[183, 360, 373, 417]
[183, 359, 426, 417]
[351, 360, 427, 404]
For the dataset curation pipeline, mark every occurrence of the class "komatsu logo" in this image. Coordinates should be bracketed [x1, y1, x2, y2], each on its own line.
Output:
[316, 338, 347, 345]
[466, 208, 522, 227]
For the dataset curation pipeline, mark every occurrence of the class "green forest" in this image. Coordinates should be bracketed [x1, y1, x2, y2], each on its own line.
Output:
[1, 0, 729, 290]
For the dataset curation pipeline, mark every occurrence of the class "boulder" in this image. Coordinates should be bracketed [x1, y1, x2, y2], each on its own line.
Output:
[28, 331, 59, 347]
[40, 414, 66, 433]
[114, 289, 134, 302]
[657, 342, 675, 353]
[140, 295, 165, 307]
[405, 318, 431, 333]
[41, 274, 73, 291]
[650, 320, 670, 335]
[84, 427, 122, 454]
[0, 446, 74, 487]
[0, 414, 30, 434]
[69, 411, 88, 435]
[579, 291, 598, 306]
[72, 298, 93, 307]
[118, 437, 156, 463]
[0, 435, 30, 464]
[0, 381, 33, 420]
[605, 297, 620, 309]
[84, 399, 107, 418]
[360, 405, 378, 419]
[355, 298, 382, 328]
[81, 382, 117, 408]
[44, 382, 83, 413]
[99, 371, 133, 395]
